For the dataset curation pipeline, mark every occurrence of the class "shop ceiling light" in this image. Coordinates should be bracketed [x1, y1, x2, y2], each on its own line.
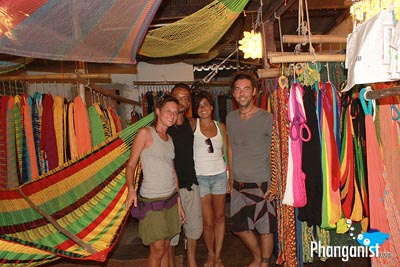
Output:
[238, 30, 262, 59]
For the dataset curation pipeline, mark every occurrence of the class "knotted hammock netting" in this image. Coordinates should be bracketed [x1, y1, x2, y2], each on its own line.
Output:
[0, 114, 153, 267]
[0, 0, 249, 64]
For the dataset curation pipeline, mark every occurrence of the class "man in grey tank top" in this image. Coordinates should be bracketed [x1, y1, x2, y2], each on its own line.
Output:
[226, 72, 277, 267]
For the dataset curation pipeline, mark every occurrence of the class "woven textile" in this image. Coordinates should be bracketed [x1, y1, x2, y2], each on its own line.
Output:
[0, 113, 154, 266]
[270, 86, 297, 267]
[139, 0, 249, 57]
[0, 1, 162, 64]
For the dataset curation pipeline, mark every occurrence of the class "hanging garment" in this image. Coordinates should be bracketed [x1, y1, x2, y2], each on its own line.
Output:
[317, 82, 341, 229]
[22, 94, 39, 181]
[359, 88, 393, 266]
[40, 93, 59, 171]
[218, 93, 227, 123]
[13, 95, 23, 183]
[377, 102, 400, 265]
[298, 86, 323, 226]
[67, 101, 78, 160]
[340, 94, 361, 221]
[53, 95, 65, 166]
[108, 106, 123, 133]
[6, 96, 18, 188]
[283, 83, 310, 207]
[88, 104, 106, 147]
[31, 93, 43, 175]
[74, 96, 92, 157]
[270, 86, 297, 267]
[0, 96, 10, 188]
[106, 106, 117, 137]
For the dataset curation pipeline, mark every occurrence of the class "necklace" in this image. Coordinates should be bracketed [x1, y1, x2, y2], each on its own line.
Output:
[239, 105, 254, 115]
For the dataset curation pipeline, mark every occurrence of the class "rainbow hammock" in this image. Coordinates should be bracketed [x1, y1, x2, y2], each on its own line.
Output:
[0, 113, 154, 266]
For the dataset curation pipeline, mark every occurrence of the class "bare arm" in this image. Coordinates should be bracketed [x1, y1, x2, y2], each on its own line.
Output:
[172, 163, 186, 223]
[125, 128, 151, 211]
[187, 117, 196, 132]
[225, 125, 234, 194]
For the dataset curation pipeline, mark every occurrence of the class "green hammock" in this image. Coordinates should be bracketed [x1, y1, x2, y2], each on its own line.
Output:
[138, 0, 249, 57]
[0, 113, 154, 266]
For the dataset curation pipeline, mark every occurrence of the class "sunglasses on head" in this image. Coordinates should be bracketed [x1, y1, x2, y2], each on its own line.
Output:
[205, 138, 214, 153]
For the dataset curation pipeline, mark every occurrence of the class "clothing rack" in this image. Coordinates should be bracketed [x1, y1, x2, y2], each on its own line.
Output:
[75, 75, 140, 106]
[0, 73, 140, 106]
[133, 80, 231, 86]
[365, 87, 400, 100]
[0, 73, 111, 81]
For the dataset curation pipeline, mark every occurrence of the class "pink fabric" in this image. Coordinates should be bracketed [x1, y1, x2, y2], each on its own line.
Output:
[283, 83, 310, 207]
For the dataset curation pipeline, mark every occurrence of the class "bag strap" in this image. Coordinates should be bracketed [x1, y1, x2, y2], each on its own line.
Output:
[216, 121, 227, 164]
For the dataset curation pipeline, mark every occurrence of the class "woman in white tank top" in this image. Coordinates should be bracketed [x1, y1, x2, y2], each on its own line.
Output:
[193, 91, 229, 267]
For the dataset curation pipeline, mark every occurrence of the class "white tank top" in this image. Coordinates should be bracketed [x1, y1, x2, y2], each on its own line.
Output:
[193, 119, 226, 175]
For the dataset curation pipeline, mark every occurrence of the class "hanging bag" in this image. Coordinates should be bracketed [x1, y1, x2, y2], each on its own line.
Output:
[216, 121, 229, 177]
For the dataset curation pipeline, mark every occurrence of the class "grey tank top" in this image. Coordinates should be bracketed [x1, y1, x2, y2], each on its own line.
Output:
[139, 127, 176, 198]
[226, 109, 273, 183]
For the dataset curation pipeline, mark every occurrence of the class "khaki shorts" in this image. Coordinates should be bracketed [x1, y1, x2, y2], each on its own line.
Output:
[170, 184, 203, 246]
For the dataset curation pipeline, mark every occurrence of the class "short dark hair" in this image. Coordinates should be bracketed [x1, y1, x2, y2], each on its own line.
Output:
[193, 90, 214, 118]
[171, 83, 191, 95]
[154, 95, 179, 124]
[230, 71, 258, 90]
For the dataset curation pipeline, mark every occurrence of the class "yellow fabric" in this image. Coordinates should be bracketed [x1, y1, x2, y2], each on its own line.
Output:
[53, 96, 65, 165]
[139, 0, 249, 57]
[68, 102, 78, 160]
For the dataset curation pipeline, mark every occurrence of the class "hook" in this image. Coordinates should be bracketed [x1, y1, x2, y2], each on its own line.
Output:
[326, 63, 331, 82]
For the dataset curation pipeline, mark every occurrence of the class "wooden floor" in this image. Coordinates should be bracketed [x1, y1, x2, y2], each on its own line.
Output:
[47, 202, 371, 267]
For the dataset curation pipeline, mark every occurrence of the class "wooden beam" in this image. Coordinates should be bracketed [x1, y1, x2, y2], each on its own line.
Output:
[268, 53, 345, 63]
[257, 68, 281, 79]
[365, 87, 400, 100]
[0, 73, 111, 81]
[304, 0, 351, 10]
[75, 75, 140, 106]
[282, 35, 347, 44]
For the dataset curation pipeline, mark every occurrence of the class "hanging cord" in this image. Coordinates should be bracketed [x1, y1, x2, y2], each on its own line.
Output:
[296, 0, 316, 62]
[275, 12, 284, 53]
[202, 48, 238, 83]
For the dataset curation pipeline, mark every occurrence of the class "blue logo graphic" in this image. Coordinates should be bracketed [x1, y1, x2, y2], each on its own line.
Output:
[356, 229, 389, 252]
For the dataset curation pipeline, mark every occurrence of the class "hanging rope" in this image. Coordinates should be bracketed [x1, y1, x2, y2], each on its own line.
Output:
[296, 0, 316, 62]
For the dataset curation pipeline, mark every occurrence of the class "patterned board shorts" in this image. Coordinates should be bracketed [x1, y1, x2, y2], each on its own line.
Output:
[230, 180, 277, 234]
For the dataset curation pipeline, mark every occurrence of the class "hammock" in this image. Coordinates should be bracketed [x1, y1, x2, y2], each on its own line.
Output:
[0, 1, 162, 64]
[0, 113, 154, 267]
[138, 0, 249, 57]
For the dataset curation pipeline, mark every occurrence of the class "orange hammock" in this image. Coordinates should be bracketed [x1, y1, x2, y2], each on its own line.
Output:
[0, 113, 153, 266]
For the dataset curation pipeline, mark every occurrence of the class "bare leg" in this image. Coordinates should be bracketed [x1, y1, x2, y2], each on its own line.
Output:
[201, 194, 215, 267]
[168, 245, 176, 267]
[259, 233, 274, 267]
[161, 240, 171, 267]
[234, 231, 261, 267]
[149, 239, 168, 267]
[212, 194, 226, 267]
[187, 238, 199, 267]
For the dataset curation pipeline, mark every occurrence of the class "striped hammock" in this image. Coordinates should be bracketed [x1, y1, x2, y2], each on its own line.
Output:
[0, 113, 153, 266]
